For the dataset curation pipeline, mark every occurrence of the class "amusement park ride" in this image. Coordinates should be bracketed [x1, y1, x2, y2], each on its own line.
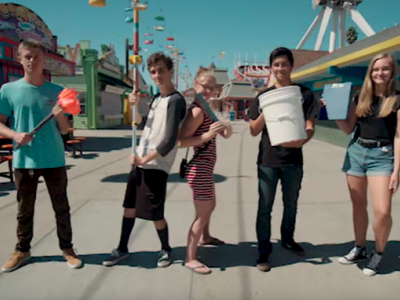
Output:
[231, 0, 374, 93]
[297, 0, 375, 52]
[89, 0, 146, 154]
[88, 0, 191, 91]
[232, 53, 276, 93]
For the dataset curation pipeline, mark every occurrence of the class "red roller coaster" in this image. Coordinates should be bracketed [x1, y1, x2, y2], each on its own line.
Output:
[232, 53, 275, 91]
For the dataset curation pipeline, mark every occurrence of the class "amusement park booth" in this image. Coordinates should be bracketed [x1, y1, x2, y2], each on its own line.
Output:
[207, 63, 230, 97]
[219, 81, 255, 120]
[0, 3, 75, 85]
[231, 50, 328, 90]
[54, 41, 149, 129]
[224, 50, 328, 120]
[291, 24, 400, 147]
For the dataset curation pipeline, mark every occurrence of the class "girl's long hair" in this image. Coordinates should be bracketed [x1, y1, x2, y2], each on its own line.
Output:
[355, 53, 399, 118]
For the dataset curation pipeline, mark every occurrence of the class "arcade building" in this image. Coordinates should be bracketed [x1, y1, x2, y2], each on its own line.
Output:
[0, 3, 75, 84]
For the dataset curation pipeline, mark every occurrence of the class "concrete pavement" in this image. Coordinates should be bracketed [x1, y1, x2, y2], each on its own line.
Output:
[0, 122, 399, 300]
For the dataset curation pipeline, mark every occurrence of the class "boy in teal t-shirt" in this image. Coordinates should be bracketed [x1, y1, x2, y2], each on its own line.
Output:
[0, 79, 66, 169]
[0, 39, 82, 273]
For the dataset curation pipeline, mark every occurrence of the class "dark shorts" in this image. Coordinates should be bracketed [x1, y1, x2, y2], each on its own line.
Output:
[123, 167, 169, 221]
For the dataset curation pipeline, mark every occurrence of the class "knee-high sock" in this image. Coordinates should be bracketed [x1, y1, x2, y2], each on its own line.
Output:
[157, 224, 172, 252]
[117, 217, 136, 253]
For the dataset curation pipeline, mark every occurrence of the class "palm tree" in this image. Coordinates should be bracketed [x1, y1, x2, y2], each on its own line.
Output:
[346, 26, 358, 45]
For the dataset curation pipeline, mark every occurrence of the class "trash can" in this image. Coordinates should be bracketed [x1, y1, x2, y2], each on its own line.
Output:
[229, 111, 235, 121]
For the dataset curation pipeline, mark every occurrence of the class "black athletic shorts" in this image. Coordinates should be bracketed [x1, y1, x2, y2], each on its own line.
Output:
[123, 167, 168, 221]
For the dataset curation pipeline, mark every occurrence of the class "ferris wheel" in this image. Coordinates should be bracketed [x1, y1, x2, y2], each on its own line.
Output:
[297, 0, 375, 52]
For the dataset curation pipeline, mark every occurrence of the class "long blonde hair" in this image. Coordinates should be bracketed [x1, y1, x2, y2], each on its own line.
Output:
[356, 53, 399, 118]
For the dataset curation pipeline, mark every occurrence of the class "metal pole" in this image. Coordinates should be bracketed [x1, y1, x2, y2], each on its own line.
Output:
[174, 52, 179, 90]
[132, 0, 139, 155]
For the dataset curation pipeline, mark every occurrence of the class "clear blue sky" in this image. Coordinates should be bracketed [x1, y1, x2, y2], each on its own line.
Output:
[7, 0, 400, 90]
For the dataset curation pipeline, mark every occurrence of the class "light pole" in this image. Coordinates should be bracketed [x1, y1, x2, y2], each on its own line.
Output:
[174, 51, 179, 90]
[171, 47, 182, 90]
[130, 0, 147, 155]
[89, 0, 146, 155]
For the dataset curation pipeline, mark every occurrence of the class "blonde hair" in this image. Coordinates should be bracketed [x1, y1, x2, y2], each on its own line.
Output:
[195, 67, 216, 82]
[356, 53, 399, 118]
[194, 68, 218, 108]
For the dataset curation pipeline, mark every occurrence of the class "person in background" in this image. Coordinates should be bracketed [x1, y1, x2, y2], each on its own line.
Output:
[102, 52, 186, 268]
[248, 47, 319, 272]
[322, 53, 400, 276]
[0, 39, 82, 272]
[178, 68, 232, 275]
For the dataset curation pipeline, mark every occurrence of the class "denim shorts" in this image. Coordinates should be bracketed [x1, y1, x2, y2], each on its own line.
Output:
[342, 139, 394, 177]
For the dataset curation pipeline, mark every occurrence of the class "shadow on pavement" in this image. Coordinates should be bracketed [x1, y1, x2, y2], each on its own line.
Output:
[26, 240, 400, 275]
[72, 153, 99, 160]
[168, 173, 227, 183]
[100, 173, 129, 183]
[0, 182, 15, 192]
[79, 136, 139, 152]
[100, 173, 228, 184]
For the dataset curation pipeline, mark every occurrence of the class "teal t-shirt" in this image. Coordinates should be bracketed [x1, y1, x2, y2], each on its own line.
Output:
[0, 79, 66, 169]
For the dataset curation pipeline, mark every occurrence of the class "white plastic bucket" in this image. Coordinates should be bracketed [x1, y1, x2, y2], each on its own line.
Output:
[259, 85, 307, 146]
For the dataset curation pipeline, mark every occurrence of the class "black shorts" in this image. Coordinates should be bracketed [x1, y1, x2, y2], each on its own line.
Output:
[123, 167, 168, 221]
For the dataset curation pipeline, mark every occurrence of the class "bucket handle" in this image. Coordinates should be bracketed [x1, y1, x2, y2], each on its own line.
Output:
[263, 105, 302, 122]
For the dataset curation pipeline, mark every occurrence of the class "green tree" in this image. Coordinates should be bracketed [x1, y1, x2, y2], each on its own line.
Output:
[346, 26, 358, 45]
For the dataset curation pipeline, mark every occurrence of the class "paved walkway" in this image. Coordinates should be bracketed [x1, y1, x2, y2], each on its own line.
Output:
[0, 122, 399, 300]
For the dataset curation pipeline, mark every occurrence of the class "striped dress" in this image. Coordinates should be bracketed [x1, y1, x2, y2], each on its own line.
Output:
[185, 102, 217, 201]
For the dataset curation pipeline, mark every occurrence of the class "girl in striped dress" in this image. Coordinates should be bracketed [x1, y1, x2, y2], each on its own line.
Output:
[178, 68, 232, 274]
